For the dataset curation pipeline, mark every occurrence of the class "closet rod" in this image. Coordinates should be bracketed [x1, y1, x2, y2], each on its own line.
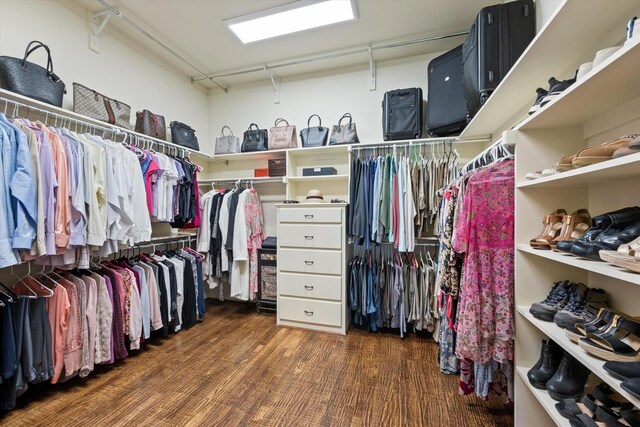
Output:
[349, 138, 489, 154]
[192, 31, 468, 83]
[95, 0, 228, 92]
[199, 177, 284, 185]
[0, 95, 200, 160]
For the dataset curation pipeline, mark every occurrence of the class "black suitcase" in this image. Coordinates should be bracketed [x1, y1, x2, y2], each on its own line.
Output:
[382, 87, 423, 140]
[462, 0, 535, 121]
[427, 45, 467, 137]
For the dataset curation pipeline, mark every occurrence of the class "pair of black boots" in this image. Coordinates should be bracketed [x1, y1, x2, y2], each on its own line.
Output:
[528, 339, 590, 401]
[556, 206, 640, 260]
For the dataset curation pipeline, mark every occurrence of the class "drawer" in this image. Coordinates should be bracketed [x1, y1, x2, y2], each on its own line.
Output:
[278, 224, 342, 250]
[279, 207, 342, 224]
[279, 272, 342, 301]
[278, 248, 342, 275]
[278, 297, 342, 327]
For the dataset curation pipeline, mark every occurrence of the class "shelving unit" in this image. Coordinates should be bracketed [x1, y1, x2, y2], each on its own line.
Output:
[0, 88, 212, 162]
[513, 2, 640, 424]
[286, 174, 349, 182]
[459, 0, 640, 141]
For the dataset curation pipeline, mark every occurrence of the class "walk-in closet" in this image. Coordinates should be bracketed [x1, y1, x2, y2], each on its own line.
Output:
[1, 0, 640, 425]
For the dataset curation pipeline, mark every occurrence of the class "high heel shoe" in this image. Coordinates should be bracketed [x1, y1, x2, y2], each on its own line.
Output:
[530, 209, 567, 249]
[552, 209, 592, 251]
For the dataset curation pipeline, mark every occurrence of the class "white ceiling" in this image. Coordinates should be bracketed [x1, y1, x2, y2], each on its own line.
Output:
[68, 0, 496, 89]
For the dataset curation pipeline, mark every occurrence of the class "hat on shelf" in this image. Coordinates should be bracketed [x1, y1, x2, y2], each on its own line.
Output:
[302, 189, 328, 203]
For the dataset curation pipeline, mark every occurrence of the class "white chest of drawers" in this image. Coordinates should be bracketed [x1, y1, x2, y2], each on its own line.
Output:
[276, 203, 349, 335]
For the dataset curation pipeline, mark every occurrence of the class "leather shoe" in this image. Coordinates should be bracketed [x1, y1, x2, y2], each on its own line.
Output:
[555, 207, 640, 253]
[546, 351, 590, 401]
[603, 361, 640, 381]
[570, 207, 640, 259]
[621, 378, 640, 400]
[527, 339, 563, 389]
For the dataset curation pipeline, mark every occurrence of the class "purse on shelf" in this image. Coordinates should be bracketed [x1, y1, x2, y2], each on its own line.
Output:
[300, 114, 329, 148]
[135, 109, 167, 140]
[242, 123, 268, 152]
[0, 40, 66, 107]
[268, 118, 298, 150]
[170, 121, 199, 151]
[329, 113, 359, 145]
[73, 82, 131, 129]
[214, 125, 240, 154]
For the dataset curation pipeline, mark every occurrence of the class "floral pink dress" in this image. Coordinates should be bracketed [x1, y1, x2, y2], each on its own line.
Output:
[451, 159, 514, 365]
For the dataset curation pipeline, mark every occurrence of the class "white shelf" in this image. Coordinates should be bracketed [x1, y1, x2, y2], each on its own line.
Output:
[515, 367, 571, 427]
[211, 149, 287, 162]
[0, 88, 212, 161]
[517, 39, 640, 131]
[287, 174, 349, 182]
[287, 144, 350, 158]
[517, 244, 640, 286]
[518, 151, 640, 188]
[518, 306, 640, 408]
[459, 0, 640, 140]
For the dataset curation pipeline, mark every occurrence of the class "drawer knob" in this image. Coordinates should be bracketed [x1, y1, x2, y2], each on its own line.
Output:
[304, 214, 314, 219]
[305, 260, 314, 265]
[304, 235, 314, 240]
[304, 285, 314, 290]
[304, 310, 314, 316]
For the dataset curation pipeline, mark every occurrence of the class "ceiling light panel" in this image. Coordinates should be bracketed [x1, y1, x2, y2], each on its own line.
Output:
[224, 0, 358, 44]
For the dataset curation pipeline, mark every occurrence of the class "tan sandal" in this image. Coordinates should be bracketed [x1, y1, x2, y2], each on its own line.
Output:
[572, 134, 640, 167]
[599, 236, 640, 272]
[530, 209, 567, 249]
[555, 154, 576, 172]
[551, 209, 592, 250]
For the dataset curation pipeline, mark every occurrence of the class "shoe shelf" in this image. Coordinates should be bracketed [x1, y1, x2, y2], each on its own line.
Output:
[518, 306, 640, 409]
[459, 0, 640, 140]
[517, 152, 640, 189]
[515, 367, 571, 427]
[516, 38, 640, 132]
[517, 245, 640, 286]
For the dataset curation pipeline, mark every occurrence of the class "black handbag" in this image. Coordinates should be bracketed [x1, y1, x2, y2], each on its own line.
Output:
[242, 123, 268, 152]
[300, 114, 329, 148]
[170, 121, 199, 151]
[329, 113, 359, 145]
[0, 41, 66, 107]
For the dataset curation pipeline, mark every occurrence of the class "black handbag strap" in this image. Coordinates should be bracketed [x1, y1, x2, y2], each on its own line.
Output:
[221, 125, 233, 136]
[248, 123, 259, 131]
[338, 113, 352, 128]
[23, 41, 54, 75]
[274, 118, 289, 127]
[307, 114, 322, 128]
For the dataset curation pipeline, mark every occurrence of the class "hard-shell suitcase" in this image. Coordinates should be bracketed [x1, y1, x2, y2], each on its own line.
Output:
[462, 0, 535, 121]
[427, 45, 467, 137]
[382, 87, 423, 141]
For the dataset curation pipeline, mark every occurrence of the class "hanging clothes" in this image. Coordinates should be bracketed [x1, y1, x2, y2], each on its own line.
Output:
[0, 243, 205, 412]
[196, 184, 265, 302]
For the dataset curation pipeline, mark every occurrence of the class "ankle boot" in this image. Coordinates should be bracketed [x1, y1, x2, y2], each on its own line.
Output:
[527, 339, 563, 389]
[546, 351, 591, 401]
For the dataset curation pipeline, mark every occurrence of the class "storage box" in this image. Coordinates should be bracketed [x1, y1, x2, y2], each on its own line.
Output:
[268, 159, 286, 177]
[254, 168, 269, 177]
[302, 167, 338, 176]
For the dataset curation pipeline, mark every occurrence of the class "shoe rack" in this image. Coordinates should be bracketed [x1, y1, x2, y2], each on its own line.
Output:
[513, 2, 640, 426]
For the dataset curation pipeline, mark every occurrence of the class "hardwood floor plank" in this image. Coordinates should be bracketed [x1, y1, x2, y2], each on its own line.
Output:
[1, 302, 513, 426]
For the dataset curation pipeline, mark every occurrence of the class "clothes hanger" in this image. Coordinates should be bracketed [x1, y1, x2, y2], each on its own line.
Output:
[0, 282, 17, 303]
[11, 265, 38, 298]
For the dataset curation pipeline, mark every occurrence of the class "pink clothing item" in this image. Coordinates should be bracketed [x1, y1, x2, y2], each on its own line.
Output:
[144, 156, 161, 215]
[46, 283, 70, 384]
[452, 159, 515, 365]
[69, 276, 89, 378]
[58, 278, 82, 377]
[244, 189, 264, 299]
[80, 276, 97, 376]
[36, 123, 70, 250]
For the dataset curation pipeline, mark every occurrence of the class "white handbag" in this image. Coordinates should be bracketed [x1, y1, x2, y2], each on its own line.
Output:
[214, 126, 240, 154]
[268, 118, 298, 150]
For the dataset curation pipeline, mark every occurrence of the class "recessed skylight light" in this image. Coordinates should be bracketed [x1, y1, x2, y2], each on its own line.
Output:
[224, 0, 358, 44]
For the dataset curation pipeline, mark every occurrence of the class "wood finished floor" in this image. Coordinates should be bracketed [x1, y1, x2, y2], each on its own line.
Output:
[1, 302, 513, 427]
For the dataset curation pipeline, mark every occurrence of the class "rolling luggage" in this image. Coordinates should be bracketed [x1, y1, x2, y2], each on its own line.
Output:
[427, 45, 467, 137]
[462, 0, 535, 121]
[382, 87, 423, 141]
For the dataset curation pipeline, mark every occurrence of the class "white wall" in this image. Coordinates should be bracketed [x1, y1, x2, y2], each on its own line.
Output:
[208, 54, 440, 145]
[0, 0, 211, 148]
